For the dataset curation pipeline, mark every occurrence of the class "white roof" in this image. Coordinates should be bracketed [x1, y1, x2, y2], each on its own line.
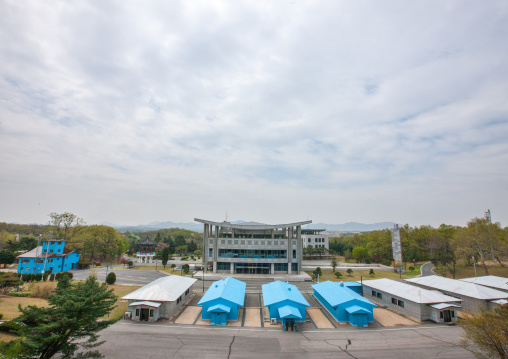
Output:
[122, 275, 197, 302]
[128, 301, 162, 308]
[405, 276, 508, 300]
[459, 275, 508, 292]
[491, 299, 508, 305]
[429, 303, 462, 310]
[361, 278, 462, 304]
[16, 246, 43, 258]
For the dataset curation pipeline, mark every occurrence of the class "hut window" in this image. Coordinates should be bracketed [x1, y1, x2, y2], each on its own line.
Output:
[440, 312, 443, 319]
[391, 298, 397, 305]
[372, 290, 376, 296]
[451, 311, 455, 318]
[398, 300, 404, 308]
[149, 310, 154, 317]
[136, 309, 140, 316]
[377, 292, 382, 299]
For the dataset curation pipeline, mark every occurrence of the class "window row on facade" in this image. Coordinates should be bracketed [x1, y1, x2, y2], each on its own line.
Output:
[218, 249, 294, 259]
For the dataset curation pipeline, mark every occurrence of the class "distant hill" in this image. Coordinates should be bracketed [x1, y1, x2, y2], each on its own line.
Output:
[111, 220, 395, 233]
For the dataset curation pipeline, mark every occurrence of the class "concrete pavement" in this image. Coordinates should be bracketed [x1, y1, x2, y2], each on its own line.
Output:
[96, 320, 474, 358]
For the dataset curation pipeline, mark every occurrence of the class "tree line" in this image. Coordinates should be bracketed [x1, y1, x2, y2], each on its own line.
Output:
[329, 216, 508, 277]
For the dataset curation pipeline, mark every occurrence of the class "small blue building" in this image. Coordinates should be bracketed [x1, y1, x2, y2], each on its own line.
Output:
[198, 277, 246, 326]
[17, 240, 80, 275]
[312, 281, 376, 327]
[262, 281, 310, 331]
[343, 281, 362, 294]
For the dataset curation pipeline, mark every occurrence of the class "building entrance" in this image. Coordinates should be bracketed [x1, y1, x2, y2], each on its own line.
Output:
[234, 263, 270, 274]
[443, 310, 451, 323]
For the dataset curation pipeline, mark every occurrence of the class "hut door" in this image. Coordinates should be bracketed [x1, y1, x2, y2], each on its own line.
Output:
[140, 308, 149, 321]
[211, 312, 218, 326]
[443, 310, 451, 323]
[220, 313, 227, 326]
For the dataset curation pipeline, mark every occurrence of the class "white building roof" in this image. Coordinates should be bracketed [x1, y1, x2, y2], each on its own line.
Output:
[491, 299, 508, 305]
[122, 275, 197, 302]
[361, 278, 462, 304]
[429, 303, 462, 310]
[128, 301, 162, 308]
[405, 276, 508, 300]
[459, 275, 508, 292]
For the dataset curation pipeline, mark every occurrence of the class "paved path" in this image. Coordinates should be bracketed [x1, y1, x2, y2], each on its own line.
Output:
[420, 262, 435, 276]
[97, 321, 474, 358]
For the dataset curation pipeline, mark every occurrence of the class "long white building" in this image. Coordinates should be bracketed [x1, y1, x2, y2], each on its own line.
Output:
[195, 218, 311, 274]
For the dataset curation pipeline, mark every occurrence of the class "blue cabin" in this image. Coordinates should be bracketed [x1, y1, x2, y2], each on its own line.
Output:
[17, 240, 80, 275]
[198, 277, 246, 326]
[343, 281, 362, 294]
[312, 281, 377, 327]
[262, 281, 310, 331]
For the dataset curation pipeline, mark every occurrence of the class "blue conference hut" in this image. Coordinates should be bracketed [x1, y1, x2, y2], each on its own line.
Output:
[262, 280, 310, 331]
[198, 277, 246, 326]
[313, 281, 377, 327]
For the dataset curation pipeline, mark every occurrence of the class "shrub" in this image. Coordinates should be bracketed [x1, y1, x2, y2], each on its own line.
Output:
[61, 271, 73, 279]
[0, 313, 3, 320]
[170, 264, 176, 269]
[409, 266, 415, 272]
[335, 271, 342, 279]
[55, 272, 62, 281]
[369, 269, 375, 276]
[106, 272, 116, 285]
[49, 274, 55, 281]
[22, 273, 31, 282]
[346, 268, 353, 276]
[9, 292, 32, 297]
[127, 261, 133, 268]
[0, 321, 24, 334]
[43, 273, 49, 281]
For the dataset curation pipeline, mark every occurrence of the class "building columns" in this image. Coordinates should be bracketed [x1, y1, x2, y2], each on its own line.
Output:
[271, 263, 274, 274]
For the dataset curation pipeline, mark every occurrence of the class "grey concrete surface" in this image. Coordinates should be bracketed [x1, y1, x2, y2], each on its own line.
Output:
[96, 321, 474, 358]
[420, 262, 435, 276]
[70, 267, 167, 286]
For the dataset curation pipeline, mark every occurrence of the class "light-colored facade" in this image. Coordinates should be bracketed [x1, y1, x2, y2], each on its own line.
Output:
[301, 229, 329, 250]
[406, 276, 508, 313]
[362, 278, 462, 323]
[391, 224, 402, 263]
[195, 218, 312, 274]
[122, 275, 197, 322]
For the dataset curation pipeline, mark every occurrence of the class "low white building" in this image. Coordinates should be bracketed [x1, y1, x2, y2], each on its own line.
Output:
[362, 278, 462, 323]
[459, 275, 508, 293]
[122, 275, 197, 322]
[405, 276, 507, 313]
[301, 229, 329, 251]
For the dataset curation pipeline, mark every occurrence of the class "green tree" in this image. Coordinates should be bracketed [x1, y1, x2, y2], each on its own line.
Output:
[182, 264, 190, 275]
[0, 250, 15, 268]
[175, 235, 186, 247]
[460, 306, 508, 359]
[369, 269, 375, 276]
[352, 247, 369, 263]
[106, 272, 116, 285]
[161, 247, 170, 269]
[0, 272, 22, 290]
[48, 212, 85, 244]
[176, 245, 188, 255]
[0, 275, 117, 359]
[344, 249, 352, 262]
[346, 268, 353, 277]
[187, 240, 197, 253]
[331, 259, 338, 272]
[334, 271, 342, 279]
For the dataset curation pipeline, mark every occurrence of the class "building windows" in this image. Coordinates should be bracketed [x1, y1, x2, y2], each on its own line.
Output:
[149, 310, 154, 317]
[274, 263, 288, 271]
[293, 250, 296, 259]
[209, 248, 213, 258]
[451, 311, 455, 318]
[391, 298, 397, 305]
[136, 309, 140, 316]
[377, 292, 382, 299]
[440, 312, 443, 319]
[177, 295, 182, 304]
[397, 300, 404, 308]
[372, 290, 376, 296]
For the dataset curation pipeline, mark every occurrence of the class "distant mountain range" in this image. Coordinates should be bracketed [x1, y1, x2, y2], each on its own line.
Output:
[109, 220, 395, 233]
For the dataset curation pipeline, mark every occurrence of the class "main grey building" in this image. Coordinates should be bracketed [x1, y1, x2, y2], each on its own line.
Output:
[195, 218, 312, 274]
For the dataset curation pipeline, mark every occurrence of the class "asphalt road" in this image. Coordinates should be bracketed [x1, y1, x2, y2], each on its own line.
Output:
[71, 267, 316, 291]
[96, 321, 474, 359]
[420, 262, 435, 276]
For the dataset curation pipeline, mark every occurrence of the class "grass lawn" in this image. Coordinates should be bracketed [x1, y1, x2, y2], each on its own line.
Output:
[130, 266, 190, 276]
[0, 282, 141, 322]
[433, 262, 508, 279]
[0, 332, 19, 343]
[306, 265, 422, 282]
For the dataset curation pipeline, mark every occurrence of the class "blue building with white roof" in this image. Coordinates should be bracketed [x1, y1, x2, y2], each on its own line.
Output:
[312, 281, 377, 327]
[198, 277, 246, 326]
[262, 280, 310, 331]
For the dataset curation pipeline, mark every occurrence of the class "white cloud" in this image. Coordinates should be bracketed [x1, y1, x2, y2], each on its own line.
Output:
[1, 0, 508, 227]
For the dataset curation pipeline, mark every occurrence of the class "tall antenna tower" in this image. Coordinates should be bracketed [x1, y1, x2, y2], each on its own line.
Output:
[485, 209, 495, 261]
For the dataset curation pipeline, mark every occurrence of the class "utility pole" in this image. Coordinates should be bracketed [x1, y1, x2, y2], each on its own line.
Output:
[42, 231, 52, 275]
[33, 234, 42, 275]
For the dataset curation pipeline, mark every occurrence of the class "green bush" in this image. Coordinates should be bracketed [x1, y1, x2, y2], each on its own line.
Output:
[0, 313, 3, 320]
[335, 271, 342, 278]
[9, 292, 32, 297]
[43, 273, 49, 281]
[55, 272, 62, 280]
[106, 272, 116, 285]
[409, 266, 415, 272]
[60, 271, 73, 279]
[127, 261, 133, 268]
[49, 274, 55, 281]
[0, 321, 24, 334]
[35, 273, 42, 282]
[22, 273, 31, 282]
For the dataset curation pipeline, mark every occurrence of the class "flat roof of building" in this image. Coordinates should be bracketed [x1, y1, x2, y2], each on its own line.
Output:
[362, 278, 462, 304]
[194, 218, 312, 230]
[459, 275, 508, 292]
[405, 276, 508, 300]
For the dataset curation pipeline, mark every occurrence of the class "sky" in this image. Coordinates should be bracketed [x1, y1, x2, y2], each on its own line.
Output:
[1, 1, 508, 228]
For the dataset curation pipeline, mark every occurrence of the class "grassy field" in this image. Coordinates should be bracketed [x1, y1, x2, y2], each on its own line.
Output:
[130, 266, 190, 276]
[0, 282, 140, 323]
[306, 265, 422, 282]
[433, 262, 508, 279]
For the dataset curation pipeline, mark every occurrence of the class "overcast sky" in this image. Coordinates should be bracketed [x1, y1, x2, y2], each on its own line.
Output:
[1, 1, 507, 228]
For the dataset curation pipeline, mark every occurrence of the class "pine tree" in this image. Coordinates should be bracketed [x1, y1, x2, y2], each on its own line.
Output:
[1, 275, 117, 358]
